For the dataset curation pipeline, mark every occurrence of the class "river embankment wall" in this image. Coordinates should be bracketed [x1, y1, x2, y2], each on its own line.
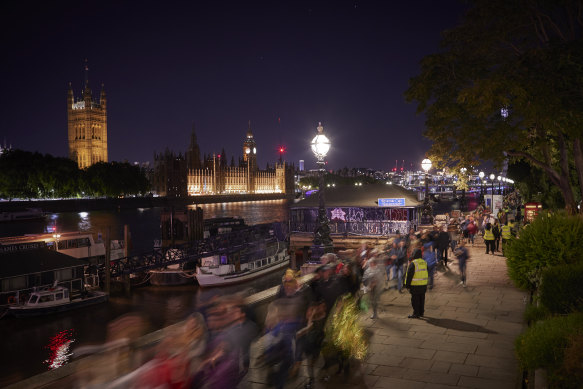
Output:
[0, 193, 290, 213]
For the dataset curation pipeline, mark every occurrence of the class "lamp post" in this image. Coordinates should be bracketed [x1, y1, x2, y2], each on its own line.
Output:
[53, 233, 61, 251]
[497, 176, 502, 195]
[478, 171, 485, 205]
[310, 122, 332, 261]
[489, 173, 495, 212]
[460, 167, 467, 212]
[421, 158, 433, 224]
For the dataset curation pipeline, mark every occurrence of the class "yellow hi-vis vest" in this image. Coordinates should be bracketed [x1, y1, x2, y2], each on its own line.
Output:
[407, 259, 428, 286]
[501, 225, 512, 239]
[484, 228, 494, 240]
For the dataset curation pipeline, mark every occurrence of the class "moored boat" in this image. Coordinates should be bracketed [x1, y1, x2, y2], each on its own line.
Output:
[0, 208, 46, 222]
[8, 284, 108, 318]
[195, 240, 290, 288]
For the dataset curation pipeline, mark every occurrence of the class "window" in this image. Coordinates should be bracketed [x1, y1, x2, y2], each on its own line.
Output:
[55, 293, 63, 300]
[29, 295, 38, 304]
[39, 294, 55, 303]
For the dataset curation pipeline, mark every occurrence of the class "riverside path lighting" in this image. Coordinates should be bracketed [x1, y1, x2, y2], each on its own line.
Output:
[460, 167, 467, 212]
[479, 171, 485, 205]
[310, 122, 333, 261]
[489, 173, 495, 211]
[421, 158, 433, 224]
[497, 175, 502, 195]
[52, 233, 61, 251]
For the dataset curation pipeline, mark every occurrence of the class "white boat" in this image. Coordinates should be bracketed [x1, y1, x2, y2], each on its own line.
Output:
[8, 284, 108, 318]
[0, 208, 45, 222]
[196, 240, 290, 288]
[0, 232, 125, 264]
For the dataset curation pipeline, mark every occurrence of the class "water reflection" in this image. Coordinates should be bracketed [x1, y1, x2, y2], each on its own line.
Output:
[44, 329, 75, 370]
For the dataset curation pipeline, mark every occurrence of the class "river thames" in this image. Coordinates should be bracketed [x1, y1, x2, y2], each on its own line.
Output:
[0, 199, 290, 386]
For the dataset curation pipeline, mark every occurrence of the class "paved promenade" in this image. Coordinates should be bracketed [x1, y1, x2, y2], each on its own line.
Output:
[243, 241, 528, 389]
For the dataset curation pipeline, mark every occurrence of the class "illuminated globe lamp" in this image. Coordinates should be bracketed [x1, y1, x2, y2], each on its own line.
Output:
[421, 158, 433, 224]
[489, 173, 496, 211]
[479, 171, 485, 205]
[311, 122, 333, 262]
[459, 167, 468, 212]
[497, 175, 502, 195]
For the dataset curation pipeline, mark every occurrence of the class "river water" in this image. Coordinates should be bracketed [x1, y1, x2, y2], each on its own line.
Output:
[0, 200, 290, 386]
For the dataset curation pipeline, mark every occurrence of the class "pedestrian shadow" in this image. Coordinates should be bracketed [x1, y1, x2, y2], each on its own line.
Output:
[421, 317, 497, 334]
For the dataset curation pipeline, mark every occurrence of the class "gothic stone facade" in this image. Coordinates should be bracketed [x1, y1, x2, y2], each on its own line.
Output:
[67, 82, 108, 169]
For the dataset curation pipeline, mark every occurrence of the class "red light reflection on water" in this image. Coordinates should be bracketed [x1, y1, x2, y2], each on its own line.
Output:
[44, 329, 75, 370]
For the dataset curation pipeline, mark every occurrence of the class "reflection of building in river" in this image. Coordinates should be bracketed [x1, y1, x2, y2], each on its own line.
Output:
[153, 122, 293, 197]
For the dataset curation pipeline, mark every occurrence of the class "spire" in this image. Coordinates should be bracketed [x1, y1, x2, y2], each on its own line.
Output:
[84, 58, 89, 89]
[247, 120, 253, 138]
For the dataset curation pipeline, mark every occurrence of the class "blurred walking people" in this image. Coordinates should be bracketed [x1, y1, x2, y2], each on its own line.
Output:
[393, 240, 407, 293]
[437, 226, 450, 268]
[501, 220, 512, 256]
[200, 295, 258, 388]
[454, 241, 470, 287]
[422, 235, 437, 289]
[362, 256, 384, 319]
[448, 221, 459, 254]
[492, 220, 501, 252]
[404, 249, 428, 318]
[262, 272, 307, 389]
[467, 218, 477, 245]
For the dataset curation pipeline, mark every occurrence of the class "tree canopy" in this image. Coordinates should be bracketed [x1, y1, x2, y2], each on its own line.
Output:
[0, 149, 150, 200]
[405, 0, 583, 212]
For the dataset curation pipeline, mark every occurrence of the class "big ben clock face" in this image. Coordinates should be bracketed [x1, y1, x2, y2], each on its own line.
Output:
[253, 147, 256, 154]
[245, 148, 250, 154]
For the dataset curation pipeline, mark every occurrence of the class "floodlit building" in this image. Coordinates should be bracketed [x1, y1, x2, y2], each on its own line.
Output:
[67, 62, 108, 169]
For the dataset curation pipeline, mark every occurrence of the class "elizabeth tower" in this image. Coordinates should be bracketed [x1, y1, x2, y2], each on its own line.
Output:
[67, 64, 108, 169]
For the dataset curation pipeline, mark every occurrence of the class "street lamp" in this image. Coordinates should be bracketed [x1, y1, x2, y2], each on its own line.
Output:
[310, 122, 332, 261]
[460, 167, 467, 212]
[421, 158, 433, 224]
[52, 233, 61, 251]
[479, 171, 485, 205]
[497, 175, 502, 194]
[489, 173, 495, 211]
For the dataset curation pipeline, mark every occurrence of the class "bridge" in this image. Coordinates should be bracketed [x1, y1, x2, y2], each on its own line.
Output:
[103, 222, 289, 279]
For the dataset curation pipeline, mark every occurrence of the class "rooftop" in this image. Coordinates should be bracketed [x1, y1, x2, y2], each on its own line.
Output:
[293, 184, 423, 208]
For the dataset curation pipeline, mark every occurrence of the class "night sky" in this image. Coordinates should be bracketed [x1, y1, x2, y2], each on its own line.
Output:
[1, 1, 467, 172]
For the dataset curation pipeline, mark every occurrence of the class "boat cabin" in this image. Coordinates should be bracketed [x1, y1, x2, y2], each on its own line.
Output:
[0, 247, 87, 305]
[26, 286, 71, 307]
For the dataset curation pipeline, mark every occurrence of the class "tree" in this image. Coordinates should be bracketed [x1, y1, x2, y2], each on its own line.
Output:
[405, 0, 583, 212]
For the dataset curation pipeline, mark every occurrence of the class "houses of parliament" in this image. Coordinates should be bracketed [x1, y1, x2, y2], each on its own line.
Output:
[153, 122, 294, 198]
[66, 66, 292, 198]
[67, 69, 108, 169]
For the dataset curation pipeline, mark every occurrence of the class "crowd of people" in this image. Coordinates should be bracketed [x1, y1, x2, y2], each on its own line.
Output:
[73, 212, 526, 388]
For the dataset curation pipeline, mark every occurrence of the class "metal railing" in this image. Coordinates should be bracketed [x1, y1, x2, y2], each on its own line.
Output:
[290, 220, 413, 236]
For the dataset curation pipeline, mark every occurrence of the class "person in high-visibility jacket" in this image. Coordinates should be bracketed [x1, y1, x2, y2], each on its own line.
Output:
[483, 222, 495, 255]
[404, 249, 428, 319]
[501, 221, 512, 256]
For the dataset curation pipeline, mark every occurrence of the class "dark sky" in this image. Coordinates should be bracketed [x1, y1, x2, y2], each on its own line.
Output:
[1, 1, 467, 172]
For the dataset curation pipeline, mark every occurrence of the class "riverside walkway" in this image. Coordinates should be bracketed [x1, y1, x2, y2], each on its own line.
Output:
[7, 241, 527, 389]
[242, 242, 528, 389]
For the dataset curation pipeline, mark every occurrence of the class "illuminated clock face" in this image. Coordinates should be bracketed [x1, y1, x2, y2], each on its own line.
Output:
[253, 147, 256, 154]
[245, 148, 250, 154]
